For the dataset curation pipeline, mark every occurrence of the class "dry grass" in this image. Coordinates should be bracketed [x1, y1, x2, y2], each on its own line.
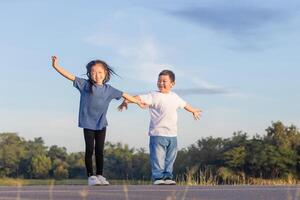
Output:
[176, 173, 300, 186]
[0, 176, 299, 187]
[0, 178, 152, 186]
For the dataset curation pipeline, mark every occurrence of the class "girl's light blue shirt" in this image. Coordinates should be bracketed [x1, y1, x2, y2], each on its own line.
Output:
[73, 77, 123, 130]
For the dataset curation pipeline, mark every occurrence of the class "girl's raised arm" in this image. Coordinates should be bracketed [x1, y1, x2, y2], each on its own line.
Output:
[51, 56, 76, 81]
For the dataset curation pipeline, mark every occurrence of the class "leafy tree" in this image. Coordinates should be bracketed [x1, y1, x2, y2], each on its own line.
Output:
[1, 121, 300, 181]
[0, 133, 26, 177]
[104, 142, 134, 179]
[53, 159, 69, 179]
[20, 137, 48, 178]
[48, 145, 68, 178]
[48, 145, 68, 162]
[131, 148, 150, 180]
[244, 135, 265, 177]
[223, 146, 246, 171]
[67, 152, 85, 178]
[31, 155, 51, 178]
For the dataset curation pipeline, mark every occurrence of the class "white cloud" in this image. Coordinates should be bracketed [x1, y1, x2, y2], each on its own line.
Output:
[84, 32, 177, 83]
[84, 32, 235, 95]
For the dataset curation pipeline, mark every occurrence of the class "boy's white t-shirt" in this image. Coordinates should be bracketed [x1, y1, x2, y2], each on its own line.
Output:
[139, 91, 187, 137]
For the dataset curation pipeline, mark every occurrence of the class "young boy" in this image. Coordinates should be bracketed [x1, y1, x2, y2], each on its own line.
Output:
[118, 70, 201, 185]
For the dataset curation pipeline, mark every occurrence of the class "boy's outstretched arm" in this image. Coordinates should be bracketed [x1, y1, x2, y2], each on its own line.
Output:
[184, 104, 202, 120]
[51, 56, 75, 81]
[121, 94, 146, 110]
[118, 95, 144, 111]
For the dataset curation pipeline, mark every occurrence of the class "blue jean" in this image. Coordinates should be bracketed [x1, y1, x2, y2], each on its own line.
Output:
[149, 136, 177, 180]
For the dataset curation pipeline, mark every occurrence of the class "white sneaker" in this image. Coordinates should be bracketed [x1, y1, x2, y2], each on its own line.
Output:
[97, 175, 110, 185]
[164, 179, 176, 185]
[88, 175, 101, 186]
[153, 179, 165, 185]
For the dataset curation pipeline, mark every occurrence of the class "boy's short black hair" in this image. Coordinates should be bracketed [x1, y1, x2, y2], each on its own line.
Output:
[159, 70, 175, 82]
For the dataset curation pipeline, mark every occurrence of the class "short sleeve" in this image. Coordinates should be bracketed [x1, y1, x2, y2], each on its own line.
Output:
[176, 94, 187, 109]
[139, 93, 153, 105]
[109, 85, 123, 100]
[73, 77, 88, 92]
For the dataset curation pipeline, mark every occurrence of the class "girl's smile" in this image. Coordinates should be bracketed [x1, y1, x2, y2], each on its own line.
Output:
[90, 64, 107, 85]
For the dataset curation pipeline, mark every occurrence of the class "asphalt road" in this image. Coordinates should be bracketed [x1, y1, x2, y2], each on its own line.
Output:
[0, 185, 299, 200]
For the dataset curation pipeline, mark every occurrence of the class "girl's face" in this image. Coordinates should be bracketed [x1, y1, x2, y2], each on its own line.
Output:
[90, 64, 107, 85]
[157, 75, 174, 93]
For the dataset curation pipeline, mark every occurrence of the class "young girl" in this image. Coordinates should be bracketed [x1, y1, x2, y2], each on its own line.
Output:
[51, 56, 144, 186]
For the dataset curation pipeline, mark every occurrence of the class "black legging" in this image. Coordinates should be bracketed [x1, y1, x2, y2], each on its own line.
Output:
[83, 128, 106, 177]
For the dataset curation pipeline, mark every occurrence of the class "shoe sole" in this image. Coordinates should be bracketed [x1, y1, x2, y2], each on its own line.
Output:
[164, 181, 176, 185]
[164, 183, 176, 185]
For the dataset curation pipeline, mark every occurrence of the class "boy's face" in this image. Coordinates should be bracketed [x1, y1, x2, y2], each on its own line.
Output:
[157, 75, 174, 93]
[90, 64, 107, 85]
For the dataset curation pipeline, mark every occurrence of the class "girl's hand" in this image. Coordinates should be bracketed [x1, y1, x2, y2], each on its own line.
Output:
[51, 56, 58, 68]
[137, 101, 148, 109]
[50, 56, 75, 81]
[192, 109, 202, 120]
[118, 101, 128, 112]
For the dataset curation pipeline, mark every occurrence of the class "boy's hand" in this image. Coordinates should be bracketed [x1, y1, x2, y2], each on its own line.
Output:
[51, 56, 58, 68]
[118, 101, 128, 112]
[184, 104, 202, 120]
[192, 109, 202, 120]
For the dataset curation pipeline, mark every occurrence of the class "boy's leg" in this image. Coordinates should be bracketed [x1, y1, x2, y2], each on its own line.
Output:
[95, 127, 106, 175]
[149, 136, 167, 180]
[83, 129, 95, 177]
[163, 137, 177, 180]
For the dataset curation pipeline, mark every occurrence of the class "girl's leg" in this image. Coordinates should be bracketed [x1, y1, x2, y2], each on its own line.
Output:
[95, 127, 106, 175]
[84, 129, 95, 177]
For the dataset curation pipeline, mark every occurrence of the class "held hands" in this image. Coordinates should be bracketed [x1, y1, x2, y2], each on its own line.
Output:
[192, 109, 202, 120]
[137, 100, 148, 109]
[118, 100, 148, 111]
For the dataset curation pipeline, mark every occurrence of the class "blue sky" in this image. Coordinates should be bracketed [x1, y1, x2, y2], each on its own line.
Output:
[0, 0, 299, 152]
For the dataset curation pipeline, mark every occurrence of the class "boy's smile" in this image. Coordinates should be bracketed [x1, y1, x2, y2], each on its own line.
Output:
[157, 75, 174, 94]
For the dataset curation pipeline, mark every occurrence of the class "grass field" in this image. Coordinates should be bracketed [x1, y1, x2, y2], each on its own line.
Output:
[0, 178, 153, 186]
[0, 178, 299, 186]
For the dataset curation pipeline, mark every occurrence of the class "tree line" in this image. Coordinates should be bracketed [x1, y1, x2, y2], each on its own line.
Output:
[0, 121, 299, 182]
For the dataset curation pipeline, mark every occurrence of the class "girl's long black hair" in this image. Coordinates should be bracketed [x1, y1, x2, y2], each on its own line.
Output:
[85, 60, 118, 93]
